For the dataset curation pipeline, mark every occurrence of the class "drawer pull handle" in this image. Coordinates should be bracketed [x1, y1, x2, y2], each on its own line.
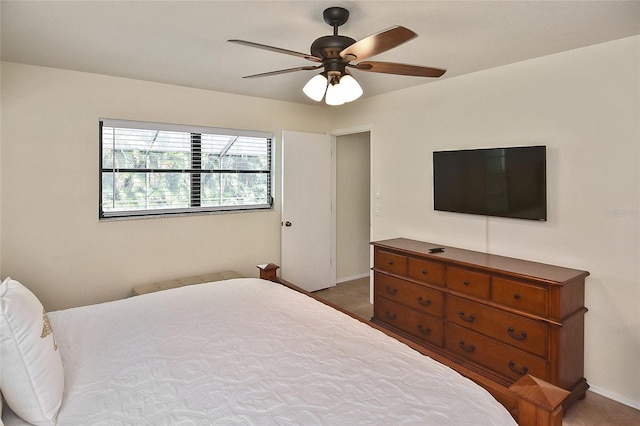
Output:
[384, 312, 397, 321]
[417, 324, 432, 335]
[507, 327, 527, 341]
[385, 286, 397, 295]
[422, 269, 428, 275]
[463, 280, 470, 286]
[458, 311, 476, 323]
[458, 340, 476, 353]
[417, 296, 431, 307]
[508, 361, 529, 375]
[514, 293, 521, 300]
[388, 261, 395, 266]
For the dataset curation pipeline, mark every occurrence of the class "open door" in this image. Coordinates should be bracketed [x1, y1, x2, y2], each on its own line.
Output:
[281, 130, 334, 292]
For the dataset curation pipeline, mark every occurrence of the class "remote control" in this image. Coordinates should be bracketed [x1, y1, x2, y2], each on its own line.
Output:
[429, 247, 445, 253]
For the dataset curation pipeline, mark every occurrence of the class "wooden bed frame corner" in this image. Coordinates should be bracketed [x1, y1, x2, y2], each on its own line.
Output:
[509, 374, 570, 426]
[257, 264, 570, 426]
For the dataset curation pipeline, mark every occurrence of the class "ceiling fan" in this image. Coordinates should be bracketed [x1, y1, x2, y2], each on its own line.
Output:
[228, 6, 446, 105]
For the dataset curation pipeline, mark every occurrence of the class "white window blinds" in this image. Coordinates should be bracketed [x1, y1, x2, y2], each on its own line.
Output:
[100, 119, 273, 219]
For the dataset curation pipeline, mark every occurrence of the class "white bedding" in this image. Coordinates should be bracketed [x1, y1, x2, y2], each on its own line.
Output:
[3, 278, 516, 425]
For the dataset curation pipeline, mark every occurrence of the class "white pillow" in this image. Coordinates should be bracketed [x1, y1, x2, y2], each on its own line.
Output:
[0, 278, 64, 425]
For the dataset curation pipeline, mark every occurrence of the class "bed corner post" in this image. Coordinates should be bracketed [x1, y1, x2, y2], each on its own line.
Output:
[509, 374, 570, 426]
[257, 263, 280, 281]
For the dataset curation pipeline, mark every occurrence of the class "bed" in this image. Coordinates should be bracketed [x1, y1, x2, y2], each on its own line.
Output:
[1, 265, 567, 425]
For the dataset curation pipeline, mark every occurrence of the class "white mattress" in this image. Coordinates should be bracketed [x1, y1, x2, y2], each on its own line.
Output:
[3, 278, 516, 425]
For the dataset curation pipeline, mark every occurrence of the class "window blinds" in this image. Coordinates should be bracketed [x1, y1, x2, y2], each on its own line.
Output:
[100, 119, 273, 219]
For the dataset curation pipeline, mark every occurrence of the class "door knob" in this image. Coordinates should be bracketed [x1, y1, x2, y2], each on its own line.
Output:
[284, 221, 292, 227]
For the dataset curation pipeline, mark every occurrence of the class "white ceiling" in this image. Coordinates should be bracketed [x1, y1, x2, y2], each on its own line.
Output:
[2, 1, 639, 106]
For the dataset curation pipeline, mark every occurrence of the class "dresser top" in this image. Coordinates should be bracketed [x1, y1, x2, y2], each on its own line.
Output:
[372, 238, 589, 285]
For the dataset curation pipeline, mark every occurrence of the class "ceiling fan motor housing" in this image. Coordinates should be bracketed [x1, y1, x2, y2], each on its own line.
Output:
[311, 35, 356, 60]
[311, 35, 355, 79]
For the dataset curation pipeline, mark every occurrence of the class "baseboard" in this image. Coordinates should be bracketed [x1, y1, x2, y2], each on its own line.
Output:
[588, 385, 640, 410]
[336, 273, 370, 284]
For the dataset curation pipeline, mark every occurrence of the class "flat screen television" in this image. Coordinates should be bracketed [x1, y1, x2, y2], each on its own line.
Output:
[433, 146, 547, 221]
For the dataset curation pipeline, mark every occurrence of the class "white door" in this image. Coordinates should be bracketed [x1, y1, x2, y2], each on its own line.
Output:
[281, 130, 333, 292]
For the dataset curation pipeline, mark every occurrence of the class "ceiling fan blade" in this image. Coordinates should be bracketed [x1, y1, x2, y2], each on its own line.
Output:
[242, 65, 322, 79]
[228, 39, 322, 63]
[354, 61, 446, 77]
[340, 26, 417, 61]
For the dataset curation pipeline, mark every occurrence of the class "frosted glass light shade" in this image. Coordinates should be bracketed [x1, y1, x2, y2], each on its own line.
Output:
[339, 75, 363, 103]
[303, 74, 328, 102]
[325, 83, 346, 106]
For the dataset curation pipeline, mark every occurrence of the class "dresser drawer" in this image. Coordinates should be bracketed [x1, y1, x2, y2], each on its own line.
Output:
[408, 258, 445, 286]
[374, 298, 444, 347]
[446, 296, 547, 357]
[375, 250, 408, 275]
[445, 267, 490, 299]
[375, 273, 443, 317]
[445, 323, 548, 382]
[491, 277, 548, 317]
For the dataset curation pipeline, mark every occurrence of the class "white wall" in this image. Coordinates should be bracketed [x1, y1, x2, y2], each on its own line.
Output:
[330, 36, 640, 408]
[336, 132, 370, 281]
[0, 62, 329, 311]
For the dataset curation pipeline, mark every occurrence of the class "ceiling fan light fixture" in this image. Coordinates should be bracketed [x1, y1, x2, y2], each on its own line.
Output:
[303, 74, 328, 102]
[338, 75, 363, 103]
[325, 82, 346, 106]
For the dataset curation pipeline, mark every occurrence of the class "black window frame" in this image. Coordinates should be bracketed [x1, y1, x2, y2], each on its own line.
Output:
[99, 119, 273, 219]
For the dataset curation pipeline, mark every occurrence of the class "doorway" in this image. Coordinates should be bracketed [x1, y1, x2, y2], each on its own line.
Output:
[334, 131, 371, 284]
[279, 129, 371, 295]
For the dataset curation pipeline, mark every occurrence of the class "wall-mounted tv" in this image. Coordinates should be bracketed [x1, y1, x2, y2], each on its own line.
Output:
[433, 146, 547, 221]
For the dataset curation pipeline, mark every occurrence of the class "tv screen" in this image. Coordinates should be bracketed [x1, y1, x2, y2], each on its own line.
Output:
[433, 146, 546, 221]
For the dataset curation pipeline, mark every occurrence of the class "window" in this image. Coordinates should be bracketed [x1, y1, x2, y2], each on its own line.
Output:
[100, 119, 273, 219]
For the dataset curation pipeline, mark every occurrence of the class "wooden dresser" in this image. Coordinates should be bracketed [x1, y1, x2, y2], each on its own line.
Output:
[371, 238, 589, 412]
